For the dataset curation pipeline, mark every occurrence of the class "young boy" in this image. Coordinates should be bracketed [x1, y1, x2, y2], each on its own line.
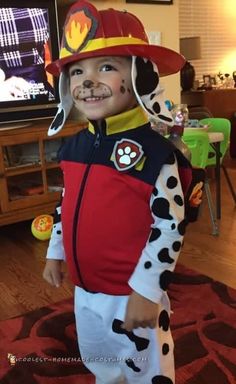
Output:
[43, 1, 191, 383]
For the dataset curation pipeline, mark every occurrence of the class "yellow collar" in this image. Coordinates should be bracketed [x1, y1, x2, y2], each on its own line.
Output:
[88, 106, 149, 135]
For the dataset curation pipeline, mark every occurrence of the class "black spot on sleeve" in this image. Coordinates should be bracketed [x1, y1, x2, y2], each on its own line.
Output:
[152, 375, 173, 384]
[166, 176, 178, 189]
[172, 241, 181, 252]
[159, 270, 173, 291]
[152, 198, 173, 220]
[125, 358, 141, 372]
[164, 153, 175, 165]
[178, 219, 187, 235]
[174, 194, 184, 206]
[158, 310, 170, 331]
[149, 228, 161, 242]
[157, 248, 174, 264]
[112, 319, 150, 351]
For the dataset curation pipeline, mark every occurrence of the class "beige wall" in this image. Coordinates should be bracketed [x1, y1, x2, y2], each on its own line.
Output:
[59, 0, 181, 103]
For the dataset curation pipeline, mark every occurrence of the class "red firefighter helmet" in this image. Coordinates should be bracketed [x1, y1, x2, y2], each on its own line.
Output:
[47, 0, 184, 77]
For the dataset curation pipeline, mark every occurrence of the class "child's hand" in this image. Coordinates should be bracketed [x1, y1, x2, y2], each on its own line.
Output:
[43, 259, 64, 288]
[122, 291, 158, 332]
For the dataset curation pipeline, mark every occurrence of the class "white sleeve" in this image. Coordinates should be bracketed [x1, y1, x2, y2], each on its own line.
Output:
[46, 198, 66, 261]
[128, 154, 185, 303]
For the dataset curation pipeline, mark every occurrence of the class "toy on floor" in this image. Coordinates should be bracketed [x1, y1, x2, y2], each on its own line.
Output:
[31, 214, 53, 240]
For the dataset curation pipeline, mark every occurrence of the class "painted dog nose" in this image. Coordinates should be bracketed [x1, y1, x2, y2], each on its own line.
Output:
[83, 80, 94, 88]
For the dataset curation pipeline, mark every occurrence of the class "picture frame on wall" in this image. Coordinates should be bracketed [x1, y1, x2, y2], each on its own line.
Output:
[203, 75, 211, 85]
[126, 0, 173, 4]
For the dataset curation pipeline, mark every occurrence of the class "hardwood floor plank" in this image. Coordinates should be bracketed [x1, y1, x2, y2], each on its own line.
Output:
[180, 162, 236, 289]
[0, 221, 73, 321]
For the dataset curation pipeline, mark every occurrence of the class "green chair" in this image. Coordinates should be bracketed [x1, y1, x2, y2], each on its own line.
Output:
[182, 129, 219, 235]
[200, 118, 230, 166]
[200, 117, 236, 209]
[182, 130, 209, 168]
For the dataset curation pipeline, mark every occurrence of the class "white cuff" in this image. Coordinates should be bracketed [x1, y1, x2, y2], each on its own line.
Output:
[46, 222, 66, 261]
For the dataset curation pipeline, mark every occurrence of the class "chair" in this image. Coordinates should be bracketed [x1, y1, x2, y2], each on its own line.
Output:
[182, 130, 209, 167]
[188, 106, 213, 120]
[182, 129, 219, 235]
[200, 117, 236, 209]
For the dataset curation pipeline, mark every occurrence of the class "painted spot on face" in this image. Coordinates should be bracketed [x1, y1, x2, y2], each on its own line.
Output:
[120, 79, 127, 94]
[120, 85, 126, 94]
[73, 83, 112, 100]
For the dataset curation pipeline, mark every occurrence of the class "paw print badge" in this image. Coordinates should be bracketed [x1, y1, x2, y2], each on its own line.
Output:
[112, 139, 144, 171]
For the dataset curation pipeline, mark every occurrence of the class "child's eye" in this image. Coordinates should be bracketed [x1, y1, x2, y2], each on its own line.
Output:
[70, 68, 83, 77]
[100, 64, 116, 72]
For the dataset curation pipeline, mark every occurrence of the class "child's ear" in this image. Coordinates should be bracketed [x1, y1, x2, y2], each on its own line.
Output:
[48, 71, 73, 136]
[131, 56, 174, 127]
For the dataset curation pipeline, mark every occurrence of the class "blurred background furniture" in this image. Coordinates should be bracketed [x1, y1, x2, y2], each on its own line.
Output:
[188, 106, 213, 120]
[181, 89, 236, 158]
[230, 112, 236, 158]
[200, 118, 236, 215]
[181, 89, 236, 119]
[182, 129, 219, 235]
[180, 36, 201, 91]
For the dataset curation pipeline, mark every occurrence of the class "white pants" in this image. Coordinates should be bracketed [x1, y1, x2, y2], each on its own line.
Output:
[74, 287, 175, 384]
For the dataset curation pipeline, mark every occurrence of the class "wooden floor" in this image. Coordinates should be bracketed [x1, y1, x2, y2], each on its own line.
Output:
[180, 156, 236, 289]
[0, 157, 236, 321]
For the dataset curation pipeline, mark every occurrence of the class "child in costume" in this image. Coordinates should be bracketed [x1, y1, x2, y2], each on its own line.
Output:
[43, 1, 192, 383]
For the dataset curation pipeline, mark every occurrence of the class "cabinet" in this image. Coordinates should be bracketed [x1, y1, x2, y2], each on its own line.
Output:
[181, 89, 236, 120]
[181, 89, 236, 157]
[0, 119, 86, 226]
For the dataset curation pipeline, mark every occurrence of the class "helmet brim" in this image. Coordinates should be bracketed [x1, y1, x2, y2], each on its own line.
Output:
[46, 44, 185, 77]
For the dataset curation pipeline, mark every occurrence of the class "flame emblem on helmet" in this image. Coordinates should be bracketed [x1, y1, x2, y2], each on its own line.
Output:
[62, 7, 98, 54]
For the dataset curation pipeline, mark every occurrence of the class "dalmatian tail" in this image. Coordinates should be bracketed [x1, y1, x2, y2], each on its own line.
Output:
[131, 56, 174, 127]
[47, 72, 74, 136]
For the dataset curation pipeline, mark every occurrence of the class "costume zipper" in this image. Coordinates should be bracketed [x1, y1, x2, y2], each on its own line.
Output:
[72, 131, 101, 290]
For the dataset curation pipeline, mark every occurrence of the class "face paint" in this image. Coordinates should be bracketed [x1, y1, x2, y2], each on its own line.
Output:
[72, 82, 112, 101]
[120, 85, 126, 94]
[69, 56, 137, 120]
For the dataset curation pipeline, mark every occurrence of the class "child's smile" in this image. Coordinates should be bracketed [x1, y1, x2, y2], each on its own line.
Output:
[72, 81, 112, 103]
[69, 56, 137, 121]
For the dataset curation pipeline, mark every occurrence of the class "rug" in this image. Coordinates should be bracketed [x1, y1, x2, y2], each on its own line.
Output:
[0, 264, 235, 384]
